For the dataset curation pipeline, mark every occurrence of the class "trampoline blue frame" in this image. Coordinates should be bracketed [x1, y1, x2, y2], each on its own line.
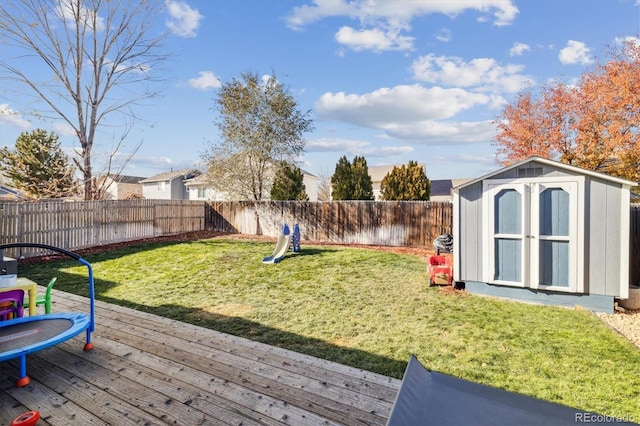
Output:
[0, 243, 95, 387]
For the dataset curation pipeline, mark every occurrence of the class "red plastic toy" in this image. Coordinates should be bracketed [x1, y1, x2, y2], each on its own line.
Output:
[428, 255, 453, 286]
[11, 411, 40, 426]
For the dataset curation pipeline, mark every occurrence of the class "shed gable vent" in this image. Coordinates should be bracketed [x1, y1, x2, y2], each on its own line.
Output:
[517, 167, 543, 178]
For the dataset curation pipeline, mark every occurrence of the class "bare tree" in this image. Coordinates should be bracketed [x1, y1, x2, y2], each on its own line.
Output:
[0, 0, 169, 199]
[316, 169, 333, 201]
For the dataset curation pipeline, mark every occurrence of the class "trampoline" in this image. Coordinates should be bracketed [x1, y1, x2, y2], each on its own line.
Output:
[0, 243, 95, 387]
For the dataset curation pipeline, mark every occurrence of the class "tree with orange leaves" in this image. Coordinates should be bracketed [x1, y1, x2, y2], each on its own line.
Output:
[493, 40, 639, 187]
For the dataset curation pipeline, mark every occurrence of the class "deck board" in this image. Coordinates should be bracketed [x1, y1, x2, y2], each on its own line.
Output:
[1, 289, 401, 425]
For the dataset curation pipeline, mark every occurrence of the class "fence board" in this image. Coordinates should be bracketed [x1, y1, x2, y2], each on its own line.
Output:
[206, 201, 451, 248]
[0, 199, 207, 258]
[2, 199, 637, 288]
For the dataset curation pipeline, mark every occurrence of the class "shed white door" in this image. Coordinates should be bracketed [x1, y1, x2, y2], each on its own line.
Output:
[484, 178, 583, 292]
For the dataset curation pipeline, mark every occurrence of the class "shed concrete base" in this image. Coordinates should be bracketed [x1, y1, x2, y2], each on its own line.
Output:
[464, 281, 614, 313]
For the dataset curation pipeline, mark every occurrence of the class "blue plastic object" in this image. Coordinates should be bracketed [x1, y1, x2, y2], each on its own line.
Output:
[262, 224, 292, 264]
[292, 224, 301, 253]
[0, 243, 95, 387]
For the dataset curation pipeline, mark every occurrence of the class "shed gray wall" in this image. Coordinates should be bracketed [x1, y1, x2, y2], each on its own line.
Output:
[586, 178, 624, 296]
[455, 181, 484, 281]
[454, 158, 629, 298]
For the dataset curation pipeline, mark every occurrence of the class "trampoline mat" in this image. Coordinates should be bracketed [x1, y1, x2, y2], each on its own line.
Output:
[0, 318, 73, 353]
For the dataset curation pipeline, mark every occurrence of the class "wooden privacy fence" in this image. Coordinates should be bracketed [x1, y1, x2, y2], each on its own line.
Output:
[1, 199, 638, 286]
[206, 201, 453, 247]
[0, 199, 205, 258]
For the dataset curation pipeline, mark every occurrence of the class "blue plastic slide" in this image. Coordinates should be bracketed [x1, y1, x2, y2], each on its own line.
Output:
[262, 224, 291, 264]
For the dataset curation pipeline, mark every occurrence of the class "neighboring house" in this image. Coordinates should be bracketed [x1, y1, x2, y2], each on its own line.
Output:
[368, 164, 428, 200]
[453, 156, 638, 313]
[185, 174, 229, 201]
[186, 167, 320, 201]
[96, 174, 145, 200]
[430, 178, 474, 202]
[0, 184, 24, 201]
[300, 168, 319, 201]
[140, 169, 201, 200]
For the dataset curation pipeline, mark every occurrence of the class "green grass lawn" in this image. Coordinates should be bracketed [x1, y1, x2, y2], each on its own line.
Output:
[19, 237, 640, 420]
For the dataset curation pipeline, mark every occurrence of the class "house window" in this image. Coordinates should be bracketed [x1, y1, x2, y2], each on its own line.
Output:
[197, 187, 206, 199]
[158, 181, 166, 191]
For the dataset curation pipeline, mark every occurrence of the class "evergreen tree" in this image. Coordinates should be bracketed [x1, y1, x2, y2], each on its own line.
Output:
[380, 161, 430, 201]
[330, 155, 354, 200]
[330, 155, 373, 200]
[270, 163, 309, 201]
[0, 129, 77, 198]
[351, 156, 374, 200]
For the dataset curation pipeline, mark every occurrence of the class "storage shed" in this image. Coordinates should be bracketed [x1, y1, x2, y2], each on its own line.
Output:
[452, 156, 637, 313]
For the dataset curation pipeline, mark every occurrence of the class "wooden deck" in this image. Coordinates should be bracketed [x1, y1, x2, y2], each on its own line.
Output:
[1, 289, 401, 425]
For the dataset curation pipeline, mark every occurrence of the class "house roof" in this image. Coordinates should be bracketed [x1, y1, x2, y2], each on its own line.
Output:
[454, 156, 638, 191]
[139, 169, 200, 183]
[184, 174, 208, 186]
[103, 174, 147, 184]
[0, 184, 25, 200]
[429, 180, 454, 197]
[298, 168, 317, 178]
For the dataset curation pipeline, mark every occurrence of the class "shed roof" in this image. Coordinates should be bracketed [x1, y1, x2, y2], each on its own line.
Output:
[454, 156, 638, 191]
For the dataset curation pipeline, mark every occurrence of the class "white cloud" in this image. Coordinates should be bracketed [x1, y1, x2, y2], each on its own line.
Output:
[509, 42, 530, 56]
[165, 1, 203, 38]
[111, 59, 151, 75]
[559, 40, 593, 65]
[307, 137, 370, 152]
[384, 120, 497, 144]
[306, 137, 414, 157]
[410, 54, 534, 94]
[316, 85, 490, 128]
[126, 155, 195, 174]
[314, 85, 496, 145]
[335, 26, 414, 52]
[286, 0, 518, 30]
[0, 104, 30, 129]
[286, 0, 517, 52]
[52, 121, 76, 136]
[56, 2, 105, 31]
[188, 71, 221, 90]
[614, 36, 640, 47]
[435, 28, 452, 42]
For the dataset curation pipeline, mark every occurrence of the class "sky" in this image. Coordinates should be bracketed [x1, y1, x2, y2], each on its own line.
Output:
[1, 0, 639, 182]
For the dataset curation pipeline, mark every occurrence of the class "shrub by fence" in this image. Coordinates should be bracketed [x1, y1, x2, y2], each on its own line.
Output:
[206, 200, 453, 247]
